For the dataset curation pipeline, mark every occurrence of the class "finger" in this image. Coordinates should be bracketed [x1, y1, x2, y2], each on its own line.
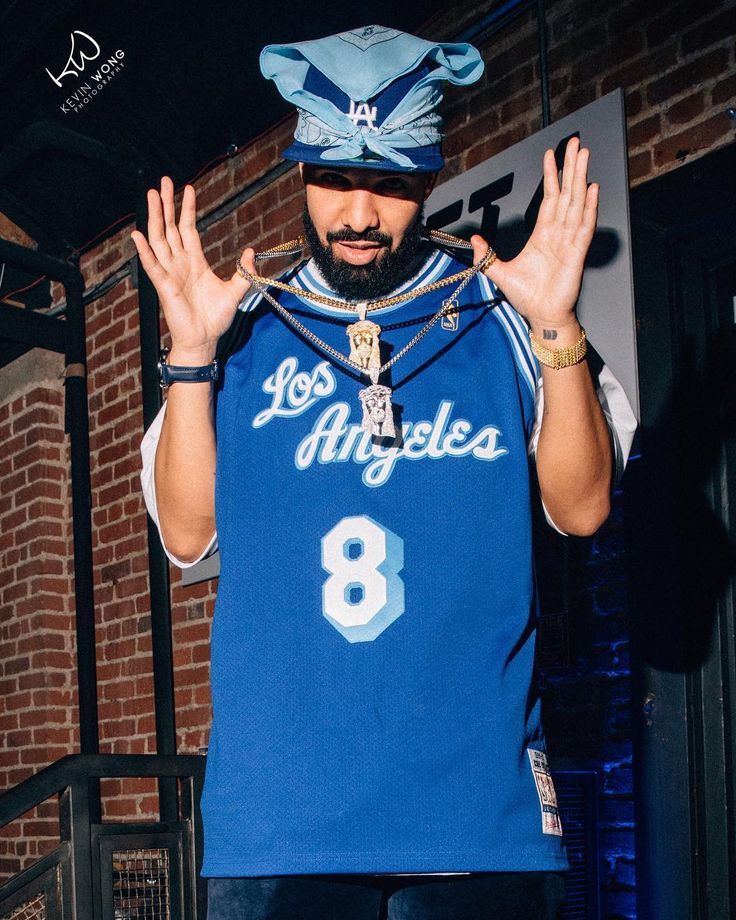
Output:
[542, 148, 559, 199]
[560, 136, 580, 195]
[161, 175, 184, 254]
[130, 228, 170, 287]
[535, 149, 560, 226]
[574, 182, 599, 249]
[565, 146, 591, 229]
[146, 181, 174, 266]
[178, 184, 203, 252]
[177, 184, 205, 261]
[554, 137, 580, 223]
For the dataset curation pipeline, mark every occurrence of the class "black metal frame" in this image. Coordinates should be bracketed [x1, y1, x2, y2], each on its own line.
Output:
[0, 844, 71, 920]
[0, 238, 100, 762]
[0, 754, 206, 920]
[95, 823, 189, 920]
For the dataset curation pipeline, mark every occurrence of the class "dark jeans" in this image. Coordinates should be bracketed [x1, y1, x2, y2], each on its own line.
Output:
[206, 871, 567, 919]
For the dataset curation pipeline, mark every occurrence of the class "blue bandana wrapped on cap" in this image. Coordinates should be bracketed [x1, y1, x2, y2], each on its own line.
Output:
[260, 25, 484, 172]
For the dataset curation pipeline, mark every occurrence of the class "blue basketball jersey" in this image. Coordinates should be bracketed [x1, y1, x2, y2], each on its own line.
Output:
[200, 247, 568, 876]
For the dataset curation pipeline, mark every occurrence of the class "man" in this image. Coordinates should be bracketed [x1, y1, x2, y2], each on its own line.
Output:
[135, 25, 636, 920]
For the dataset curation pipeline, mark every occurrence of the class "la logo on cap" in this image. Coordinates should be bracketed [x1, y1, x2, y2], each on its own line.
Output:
[346, 101, 378, 128]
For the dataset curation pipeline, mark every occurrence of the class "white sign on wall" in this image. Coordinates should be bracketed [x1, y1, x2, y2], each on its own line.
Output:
[426, 87, 640, 420]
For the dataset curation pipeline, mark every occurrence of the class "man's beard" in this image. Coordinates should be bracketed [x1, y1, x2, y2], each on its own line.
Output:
[302, 204, 428, 301]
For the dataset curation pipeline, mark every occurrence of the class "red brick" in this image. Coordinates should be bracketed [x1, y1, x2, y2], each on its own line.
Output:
[28, 614, 71, 633]
[443, 108, 499, 157]
[647, 47, 731, 106]
[666, 90, 707, 125]
[19, 671, 66, 691]
[17, 632, 66, 654]
[93, 318, 126, 352]
[628, 113, 661, 148]
[5, 691, 32, 710]
[601, 43, 678, 96]
[175, 621, 211, 645]
[648, 0, 726, 52]
[4, 657, 30, 676]
[173, 647, 191, 668]
[653, 111, 733, 168]
[682, 7, 736, 56]
[2, 581, 29, 603]
[11, 406, 60, 434]
[3, 507, 28, 531]
[465, 122, 530, 171]
[712, 72, 736, 106]
[15, 481, 63, 507]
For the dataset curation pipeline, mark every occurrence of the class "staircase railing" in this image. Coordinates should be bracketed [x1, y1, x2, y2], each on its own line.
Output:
[0, 753, 206, 920]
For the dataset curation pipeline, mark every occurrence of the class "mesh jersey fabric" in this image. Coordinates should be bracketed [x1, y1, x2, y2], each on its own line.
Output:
[198, 246, 569, 876]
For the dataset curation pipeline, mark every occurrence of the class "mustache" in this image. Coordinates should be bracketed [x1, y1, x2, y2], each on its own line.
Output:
[326, 228, 393, 246]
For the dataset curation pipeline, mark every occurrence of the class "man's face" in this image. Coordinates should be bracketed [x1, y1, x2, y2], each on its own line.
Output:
[300, 163, 435, 300]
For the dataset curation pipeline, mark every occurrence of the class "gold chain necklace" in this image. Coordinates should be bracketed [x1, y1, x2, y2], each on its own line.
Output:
[236, 229, 496, 437]
[238, 229, 482, 313]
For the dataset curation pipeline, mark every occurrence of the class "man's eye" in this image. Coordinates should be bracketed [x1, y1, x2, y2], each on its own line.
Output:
[378, 178, 408, 193]
[319, 172, 349, 187]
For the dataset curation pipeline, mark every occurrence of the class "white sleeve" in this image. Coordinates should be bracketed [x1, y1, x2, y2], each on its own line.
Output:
[139, 401, 219, 568]
[528, 363, 638, 534]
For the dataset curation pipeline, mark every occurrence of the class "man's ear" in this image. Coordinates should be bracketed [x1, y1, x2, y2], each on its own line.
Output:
[298, 162, 305, 184]
[423, 172, 439, 198]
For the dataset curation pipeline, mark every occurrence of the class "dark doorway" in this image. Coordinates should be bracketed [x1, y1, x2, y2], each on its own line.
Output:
[628, 142, 736, 920]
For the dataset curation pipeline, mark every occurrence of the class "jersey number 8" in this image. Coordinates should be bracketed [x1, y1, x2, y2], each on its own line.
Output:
[321, 515, 405, 643]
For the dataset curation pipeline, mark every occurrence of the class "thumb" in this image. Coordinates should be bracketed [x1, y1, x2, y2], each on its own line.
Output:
[470, 233, 503, 289]
[229, 246, 257, 297]
[470, 233, 488, 264]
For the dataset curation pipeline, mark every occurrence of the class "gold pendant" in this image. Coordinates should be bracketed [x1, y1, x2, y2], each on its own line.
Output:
[347, 318, 382, 371]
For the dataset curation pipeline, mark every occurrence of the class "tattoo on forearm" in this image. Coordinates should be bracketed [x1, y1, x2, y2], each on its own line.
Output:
[542, 329, 558, 340]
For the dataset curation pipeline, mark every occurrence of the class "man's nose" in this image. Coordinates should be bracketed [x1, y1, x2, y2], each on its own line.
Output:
[341, 189, 380, 233]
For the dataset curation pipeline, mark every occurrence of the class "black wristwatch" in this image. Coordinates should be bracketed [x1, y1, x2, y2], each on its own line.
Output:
[158, 347, 219, 389]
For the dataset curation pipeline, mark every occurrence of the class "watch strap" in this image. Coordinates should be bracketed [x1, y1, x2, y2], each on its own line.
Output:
[158, 348, 219, 388]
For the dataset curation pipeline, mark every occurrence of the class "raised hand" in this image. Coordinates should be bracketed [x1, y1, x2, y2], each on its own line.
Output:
[470, 136, 598, 336]
[130, 176, 256, 362]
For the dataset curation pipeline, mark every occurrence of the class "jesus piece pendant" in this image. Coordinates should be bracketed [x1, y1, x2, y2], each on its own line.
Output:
[358, 369, 395, 438]
[346, 317, 382, 371]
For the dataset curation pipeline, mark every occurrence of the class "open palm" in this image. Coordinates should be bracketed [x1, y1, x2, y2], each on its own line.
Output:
[130, 176, 255, 357]
[471, 136, 598, 331]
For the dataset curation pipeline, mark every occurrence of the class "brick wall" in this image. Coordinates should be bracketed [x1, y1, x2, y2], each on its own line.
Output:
[0, 354, 77, 875]
[0, 0, 732, 908]
[436, 0, 735, 186]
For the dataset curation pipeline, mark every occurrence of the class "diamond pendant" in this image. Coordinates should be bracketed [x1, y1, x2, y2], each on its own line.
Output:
[359, 369, 395, 438]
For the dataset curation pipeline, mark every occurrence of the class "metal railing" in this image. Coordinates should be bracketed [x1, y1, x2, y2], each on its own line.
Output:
[0, 754, 206, 920]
